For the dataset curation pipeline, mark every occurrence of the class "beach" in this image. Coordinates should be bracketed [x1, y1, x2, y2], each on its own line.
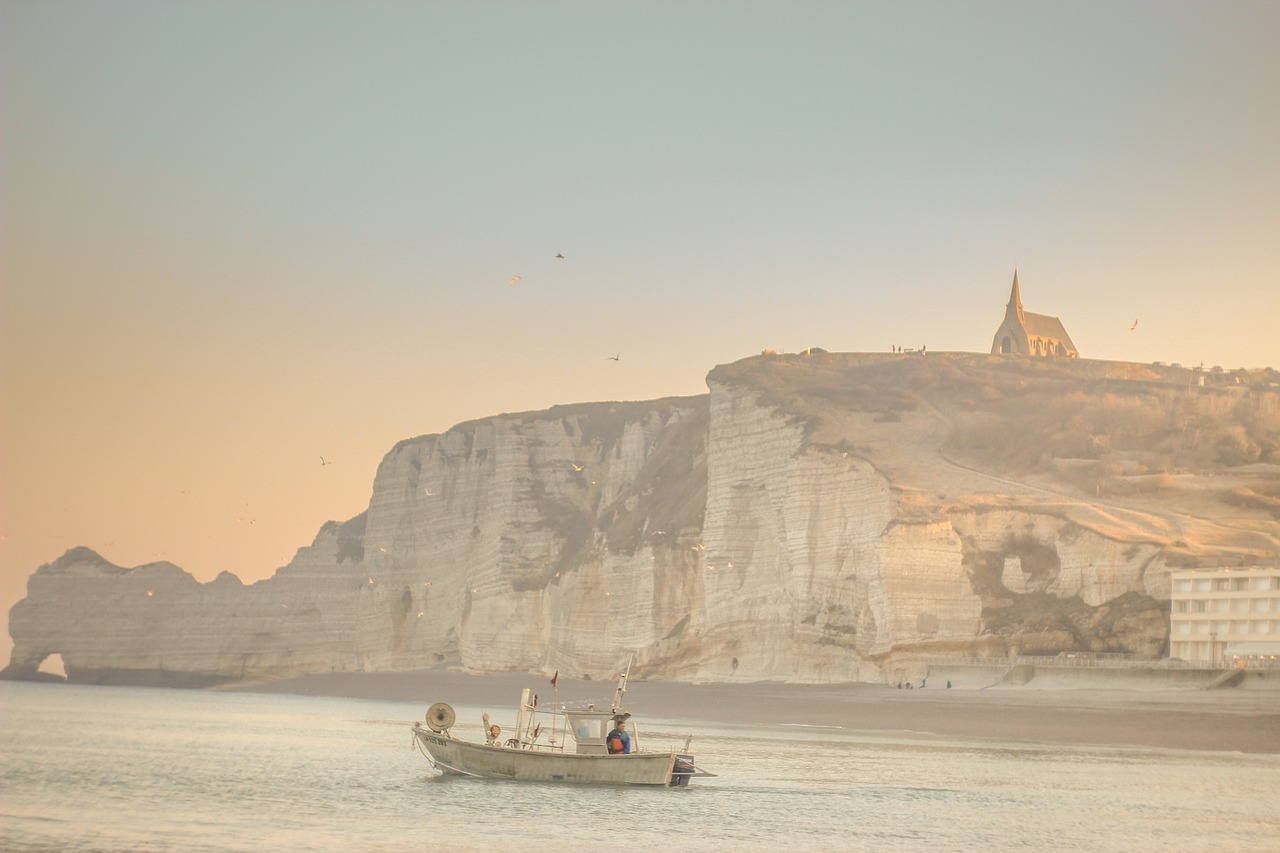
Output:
[229, 669, 1280, 754]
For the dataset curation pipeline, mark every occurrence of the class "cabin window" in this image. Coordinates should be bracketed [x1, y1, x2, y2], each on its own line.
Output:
[569, 716, 606, 740]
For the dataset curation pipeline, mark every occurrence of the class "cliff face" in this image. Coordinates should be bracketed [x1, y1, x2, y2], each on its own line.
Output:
[8, 353, 1278, 685]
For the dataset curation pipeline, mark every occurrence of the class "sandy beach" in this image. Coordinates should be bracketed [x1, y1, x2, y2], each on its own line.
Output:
[229, 669, 1280, 754]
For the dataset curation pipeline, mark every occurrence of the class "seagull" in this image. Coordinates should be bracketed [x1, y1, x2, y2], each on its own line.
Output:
[509, 276, 522, 286]
[320, 456, 331, 466]
[607, 353, 620, 361]
[1130, 320, 1138, 330]
[571, 463, 584, 472]
[555, 253, 565, 259]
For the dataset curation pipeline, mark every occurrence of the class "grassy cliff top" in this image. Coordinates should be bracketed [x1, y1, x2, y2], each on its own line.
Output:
[710, 350, 1280, 558]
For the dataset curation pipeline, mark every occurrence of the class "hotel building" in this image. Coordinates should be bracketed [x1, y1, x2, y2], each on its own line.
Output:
[1169, 567, 1280, 668]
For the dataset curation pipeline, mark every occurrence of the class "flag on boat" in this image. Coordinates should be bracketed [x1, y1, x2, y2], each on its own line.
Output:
[550, 670, 558, 688]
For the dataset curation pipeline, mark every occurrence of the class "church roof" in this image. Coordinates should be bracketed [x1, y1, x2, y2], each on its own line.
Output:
[1022, 311, 1077, 353]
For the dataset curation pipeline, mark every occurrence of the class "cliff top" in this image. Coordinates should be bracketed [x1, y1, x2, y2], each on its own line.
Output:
[709, 351, 1280, 559]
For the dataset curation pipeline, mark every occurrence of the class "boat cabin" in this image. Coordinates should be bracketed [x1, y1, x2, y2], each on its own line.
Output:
[564, 708, 630, 754]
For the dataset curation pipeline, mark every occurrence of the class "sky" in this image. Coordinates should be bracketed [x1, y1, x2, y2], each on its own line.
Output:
[2, 1, 1278, 665]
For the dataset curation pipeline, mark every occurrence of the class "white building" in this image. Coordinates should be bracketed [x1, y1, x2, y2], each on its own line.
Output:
[1169, 567, 1280, 667]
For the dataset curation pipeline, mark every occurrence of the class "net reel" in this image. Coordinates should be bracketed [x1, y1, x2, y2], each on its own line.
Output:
[425, 702, 456, 735]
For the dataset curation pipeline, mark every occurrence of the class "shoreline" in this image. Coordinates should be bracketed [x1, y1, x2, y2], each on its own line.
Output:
[227, 669, 1280, 754]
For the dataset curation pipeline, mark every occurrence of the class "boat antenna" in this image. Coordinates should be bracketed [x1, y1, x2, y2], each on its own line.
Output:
[548, 670, 559, 745]
[611, 653, 633, 715]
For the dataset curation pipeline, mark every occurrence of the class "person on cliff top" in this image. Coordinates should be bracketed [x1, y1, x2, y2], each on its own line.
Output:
[607, 718, 631, 754]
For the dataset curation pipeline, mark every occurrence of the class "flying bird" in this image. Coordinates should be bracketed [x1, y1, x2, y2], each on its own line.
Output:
[571, 463, 584, 472]
[1130, 320, 1138, 330]
[509, 276, 522, 286]
[607, 353, 620, 361]
[555, 253, 565, 259]
[320, 456, 332, 466]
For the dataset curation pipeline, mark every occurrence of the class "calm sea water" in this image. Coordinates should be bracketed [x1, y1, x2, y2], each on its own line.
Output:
[1, 681, 1277, 853]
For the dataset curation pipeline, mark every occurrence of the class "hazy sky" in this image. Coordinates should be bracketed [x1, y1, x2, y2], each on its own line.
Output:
[2, 1, 1278, 663]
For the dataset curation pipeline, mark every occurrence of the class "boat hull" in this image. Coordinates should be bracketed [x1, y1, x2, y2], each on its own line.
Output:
[413, 726, 684, 786]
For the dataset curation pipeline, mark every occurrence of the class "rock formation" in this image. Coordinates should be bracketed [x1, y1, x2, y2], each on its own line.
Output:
[7, 353, 1279, 685]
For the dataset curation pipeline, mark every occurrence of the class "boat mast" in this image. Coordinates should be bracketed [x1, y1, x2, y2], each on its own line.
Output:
[515, 688, 530, 748]
[611, 654, 633, 715]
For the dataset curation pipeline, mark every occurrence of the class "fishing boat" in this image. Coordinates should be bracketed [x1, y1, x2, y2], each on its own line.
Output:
[411, 662, 715, 787]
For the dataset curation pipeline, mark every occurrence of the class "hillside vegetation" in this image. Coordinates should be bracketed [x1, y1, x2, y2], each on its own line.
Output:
[711, 351, 1280, 552]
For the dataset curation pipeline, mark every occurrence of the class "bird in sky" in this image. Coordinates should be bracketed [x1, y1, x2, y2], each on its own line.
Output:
[571, 463, 584, 472]
[1130, 320, 1138, 330]
[555, 253, 565, 259]
[607, 353, 620, 361]
[509, 276, 521, 286]
[320, 456, 331, 466]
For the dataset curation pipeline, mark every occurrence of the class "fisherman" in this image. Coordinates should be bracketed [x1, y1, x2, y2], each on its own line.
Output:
[607, 718, 631, 754]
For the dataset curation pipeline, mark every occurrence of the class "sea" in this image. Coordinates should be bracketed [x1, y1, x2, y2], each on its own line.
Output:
[2, 681, 1277, 853]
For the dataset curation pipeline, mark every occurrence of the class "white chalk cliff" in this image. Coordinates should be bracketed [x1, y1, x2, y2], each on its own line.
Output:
[7, 353, 1279, 685]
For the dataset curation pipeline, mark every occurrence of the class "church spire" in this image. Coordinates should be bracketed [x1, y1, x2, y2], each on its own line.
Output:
[1006, 269, 1024, 321]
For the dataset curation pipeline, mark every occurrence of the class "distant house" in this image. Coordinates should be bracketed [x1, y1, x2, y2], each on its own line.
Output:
[990, 271, 1078, 358]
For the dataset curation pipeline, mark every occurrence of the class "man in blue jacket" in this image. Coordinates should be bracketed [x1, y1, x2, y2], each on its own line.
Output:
[607, 718, 631, 754]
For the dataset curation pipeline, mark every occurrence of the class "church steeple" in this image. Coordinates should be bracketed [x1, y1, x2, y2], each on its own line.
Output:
[1006, 269, 1024, 322]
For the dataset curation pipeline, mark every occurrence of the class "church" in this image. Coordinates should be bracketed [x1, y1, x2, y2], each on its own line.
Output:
[990, 271, 1078, 358]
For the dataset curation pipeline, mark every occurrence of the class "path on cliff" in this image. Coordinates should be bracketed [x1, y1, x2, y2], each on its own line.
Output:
[910, 391, 1274, 552]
